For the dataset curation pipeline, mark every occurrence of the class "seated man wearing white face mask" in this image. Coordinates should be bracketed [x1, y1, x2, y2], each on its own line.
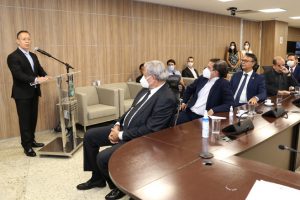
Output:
[76, 60, 177, 200]
[177, 59, 234, 125]
[286, 53, 300, 85]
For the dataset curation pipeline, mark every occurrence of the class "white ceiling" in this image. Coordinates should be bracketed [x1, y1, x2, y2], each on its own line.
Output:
[136, 0, 300, 28]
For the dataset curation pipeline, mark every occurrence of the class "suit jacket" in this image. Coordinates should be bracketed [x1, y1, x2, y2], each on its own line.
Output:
[182, 67, 199, 78]
[291, 65, 300, 85]
[230, 71, 267, 105]
[118, 83, 177, 141]
[7, 48, 47, 99]
[264, 66, 298, 96]
[182, 76, 234, 113]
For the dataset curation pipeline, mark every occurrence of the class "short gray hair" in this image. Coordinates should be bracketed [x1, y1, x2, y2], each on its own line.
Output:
[144, 60, 169, 81]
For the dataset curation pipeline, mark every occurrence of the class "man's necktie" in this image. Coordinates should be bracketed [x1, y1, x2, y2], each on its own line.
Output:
[234, 74, 248, 105]
[123, 89, 151, 128]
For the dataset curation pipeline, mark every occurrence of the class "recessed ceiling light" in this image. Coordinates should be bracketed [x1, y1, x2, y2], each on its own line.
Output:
[218, 0, 233, 2]
[258, 8, 286, 13]
[290, 16, 300, 20]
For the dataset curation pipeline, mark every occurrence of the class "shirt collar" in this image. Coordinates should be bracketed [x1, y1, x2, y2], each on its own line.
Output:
[18, 47, 30, 55]
[150, 82, 165, 95]
[243, 70, 253, 77]
[208, 77, 219, 83]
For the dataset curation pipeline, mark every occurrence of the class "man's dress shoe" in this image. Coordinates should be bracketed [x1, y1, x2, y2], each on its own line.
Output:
[24, 148, 36, 157]
[32, 141, 45, 148]
[76, 180, 106, 190]
[105, 188, 125, 200]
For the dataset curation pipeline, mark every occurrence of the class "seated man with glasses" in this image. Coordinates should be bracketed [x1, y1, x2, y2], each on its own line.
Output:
[176, 60, 234, 125]
[264, 56, 298, 96]
[230, 53, 267, 107]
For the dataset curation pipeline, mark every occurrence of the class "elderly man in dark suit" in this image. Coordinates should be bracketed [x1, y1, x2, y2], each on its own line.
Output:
[76, 60, 177, 200]
[7, 30, 48, 157]
[177, 60, 234, 124]
[230, 53, 267, 107]
[264, 56, 298, 96]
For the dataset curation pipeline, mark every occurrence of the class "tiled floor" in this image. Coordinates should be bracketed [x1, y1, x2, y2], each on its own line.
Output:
[0, 130, 130, 200]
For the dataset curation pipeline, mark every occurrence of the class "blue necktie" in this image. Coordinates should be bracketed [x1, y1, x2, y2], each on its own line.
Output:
[234, 74, 248, 105]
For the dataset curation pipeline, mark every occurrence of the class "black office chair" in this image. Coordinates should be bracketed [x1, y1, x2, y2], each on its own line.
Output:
[166, 75, 183, 126]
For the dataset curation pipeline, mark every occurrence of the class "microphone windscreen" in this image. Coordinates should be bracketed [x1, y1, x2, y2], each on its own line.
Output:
[278, 144, 285, 150]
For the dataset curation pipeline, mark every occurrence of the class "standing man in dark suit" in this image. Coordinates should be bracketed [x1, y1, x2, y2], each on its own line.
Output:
[230, 53, 267, 107]
[286, 53, 300, 85]
[182, 56, 199, 78]
[7, 30, 48, 157]
[264, 56, 298, 96]
[76, 60, 177, 200]
[177, 60, 234, 125]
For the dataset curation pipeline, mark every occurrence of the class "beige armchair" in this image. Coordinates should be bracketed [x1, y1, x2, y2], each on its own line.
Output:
[75, 86, 119, 132]
[182, 77, 196, 87]
[101, 82, 142, 116]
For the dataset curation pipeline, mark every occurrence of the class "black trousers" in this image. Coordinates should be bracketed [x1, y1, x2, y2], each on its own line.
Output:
[83, 125, 125, 188]
[15, 95, 39, 150]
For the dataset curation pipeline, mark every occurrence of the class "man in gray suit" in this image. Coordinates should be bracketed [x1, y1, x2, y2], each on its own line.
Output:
[76, 60, 177, 200]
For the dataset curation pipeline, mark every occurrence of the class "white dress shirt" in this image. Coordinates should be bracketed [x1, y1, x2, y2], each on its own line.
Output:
[234, 70, 253, 103]
[190, 77, 219, 116]
[188, 67, 198, 78]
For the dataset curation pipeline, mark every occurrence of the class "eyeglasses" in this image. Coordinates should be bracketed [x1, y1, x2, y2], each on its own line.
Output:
[241, 59, 253, 63]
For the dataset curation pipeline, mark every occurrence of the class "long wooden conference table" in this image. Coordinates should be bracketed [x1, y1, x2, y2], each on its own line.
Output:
[109, 95, 300, 200]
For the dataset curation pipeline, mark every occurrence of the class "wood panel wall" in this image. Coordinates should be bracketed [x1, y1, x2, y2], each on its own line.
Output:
[0, 0, 259, 139]
[288, 27, 300, 42]
[242, 20, 261, 60]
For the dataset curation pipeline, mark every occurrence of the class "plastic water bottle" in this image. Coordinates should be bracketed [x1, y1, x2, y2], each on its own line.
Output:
[229, 106, 234, 124]
[68, 78, 75, 97]
[202, 110, 209, 138]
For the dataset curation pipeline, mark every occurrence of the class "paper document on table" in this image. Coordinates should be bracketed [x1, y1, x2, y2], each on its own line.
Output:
[246, 180, 300, 200]
[209, 116, 226, 120]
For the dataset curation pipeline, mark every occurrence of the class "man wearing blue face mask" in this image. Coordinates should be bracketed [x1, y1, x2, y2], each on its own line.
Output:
[166, 59, 186, 97]
[176, 59, 234, 125]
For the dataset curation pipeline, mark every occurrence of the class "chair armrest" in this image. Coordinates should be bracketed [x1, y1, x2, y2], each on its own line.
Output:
[182, 77, 196, 86]
[96, 87, 119, 107]
[75, 92, 88, 125]
[127, 82, 142, 99]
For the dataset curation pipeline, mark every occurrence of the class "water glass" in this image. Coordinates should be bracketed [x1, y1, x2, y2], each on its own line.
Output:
[248, 104, 255, 116]
[276, 95, 282, 107]
[212, 119, 221, 135]
[295, 86, 300, 97]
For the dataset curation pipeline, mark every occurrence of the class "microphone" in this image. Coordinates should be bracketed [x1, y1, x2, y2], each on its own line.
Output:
[222, 110, 254, 137]
[34, 47, 52, 57]
[278, 144, 300, 153]
[237, 111, 248, 125]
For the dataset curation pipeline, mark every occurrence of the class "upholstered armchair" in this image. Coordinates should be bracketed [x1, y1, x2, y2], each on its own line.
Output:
[75, 86, 119, 132]
[101, 82, 142, 116]
[182, 77, 196, 87]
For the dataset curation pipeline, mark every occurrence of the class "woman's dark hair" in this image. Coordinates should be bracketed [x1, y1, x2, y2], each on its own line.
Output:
[213, 60, 228, 78]
[228, 41, 238, 54]
[139, 63, 144, 70]
[167, 59, 176, 65]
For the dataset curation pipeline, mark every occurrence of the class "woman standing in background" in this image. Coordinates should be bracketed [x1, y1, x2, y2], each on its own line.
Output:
[226, 41, 241, 72]
[241, 41, 253, 57]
